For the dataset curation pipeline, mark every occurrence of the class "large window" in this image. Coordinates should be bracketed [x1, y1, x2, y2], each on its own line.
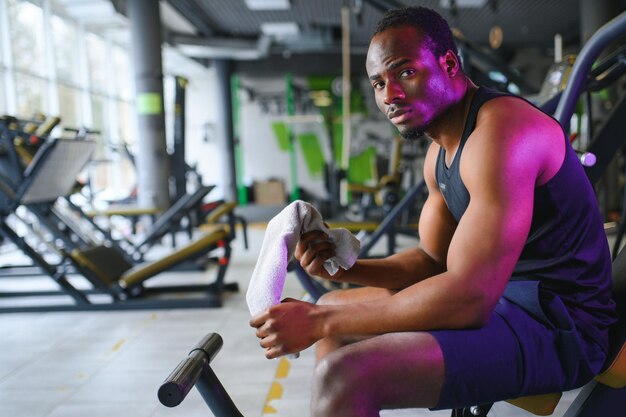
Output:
[57, 83, 80, 129]
[0, 71, 5, 114]
[116, 99, 133, 143]
[86, 33, 107, 93]
[90, 93, 107, 155]
[51, 14, 79, 84]
[0, 0, 141, 203]
[14, 72, 47, 117]
[7, 0, 46, 76]
[113, 45, 131, 99]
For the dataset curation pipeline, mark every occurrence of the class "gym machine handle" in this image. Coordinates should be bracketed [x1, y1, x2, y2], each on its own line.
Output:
[158, 333, 244, 417]
[555, 11, 626, 126]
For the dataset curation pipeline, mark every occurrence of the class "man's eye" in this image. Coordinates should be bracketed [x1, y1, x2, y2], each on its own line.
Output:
[372, 82, 385, 90]
[399, 69, 415, 78]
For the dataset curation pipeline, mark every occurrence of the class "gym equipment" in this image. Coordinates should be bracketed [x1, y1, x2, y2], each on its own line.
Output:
[87, 185, 215, 259]
[158, 333, 243, 417]
[0, 136, 239, 312]
[346, 135, 403, 221]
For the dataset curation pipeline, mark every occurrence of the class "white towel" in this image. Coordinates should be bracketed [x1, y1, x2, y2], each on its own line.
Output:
[246, 200, 360, 316]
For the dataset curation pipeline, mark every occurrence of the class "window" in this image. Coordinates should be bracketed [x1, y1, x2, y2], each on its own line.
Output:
[7, 0, 46, 76]
[51, 15, 79, 84]
[116, 99, 133, 144]
[57, 83, 80, 129]
[0, 71, 5, 114]
[113, 46, 131, 99]
[86, 33, 107, 93]
[14, 72, 47, 117]
[90, 93, 107, 156]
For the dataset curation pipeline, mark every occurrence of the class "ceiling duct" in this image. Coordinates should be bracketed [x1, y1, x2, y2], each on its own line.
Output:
[173, 34, 272, 60]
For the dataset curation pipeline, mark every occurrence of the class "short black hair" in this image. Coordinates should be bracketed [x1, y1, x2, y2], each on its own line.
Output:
[372, 6, 458, 58]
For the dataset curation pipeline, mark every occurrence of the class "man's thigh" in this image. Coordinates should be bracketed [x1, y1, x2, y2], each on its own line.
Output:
[429, 296, 586, 410]
[318, 331, 446, 410]
[320, 304, 525, 412]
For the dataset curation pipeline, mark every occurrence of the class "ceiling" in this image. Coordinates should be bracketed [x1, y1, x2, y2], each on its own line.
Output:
[158, 0, 625, 57]
[53, 0, 626, 92]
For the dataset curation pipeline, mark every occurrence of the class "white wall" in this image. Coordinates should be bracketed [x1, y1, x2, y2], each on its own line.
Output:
[160, 57, 399, 204]
[238, 76, 330, 201]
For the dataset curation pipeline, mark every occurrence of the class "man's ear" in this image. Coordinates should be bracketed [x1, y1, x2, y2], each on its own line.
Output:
[440, 50, 460, 77]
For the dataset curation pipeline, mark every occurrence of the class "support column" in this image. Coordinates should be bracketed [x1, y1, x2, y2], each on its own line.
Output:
[128, 0, 170, 209]
[580, 0, 621, 44]
[214, 59, 238, 203]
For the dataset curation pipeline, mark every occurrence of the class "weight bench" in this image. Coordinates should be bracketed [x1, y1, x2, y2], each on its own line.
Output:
[0, 138, 238, 311]
[69, 223, 237, 305]
[203, 200, 249, 250]
[85, 185, 217, 260]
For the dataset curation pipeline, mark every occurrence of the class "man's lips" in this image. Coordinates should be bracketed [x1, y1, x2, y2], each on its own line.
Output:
[387, 107, 411, 123]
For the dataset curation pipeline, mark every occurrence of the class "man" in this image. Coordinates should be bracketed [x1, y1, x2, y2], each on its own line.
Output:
[250, 6, 616, 416]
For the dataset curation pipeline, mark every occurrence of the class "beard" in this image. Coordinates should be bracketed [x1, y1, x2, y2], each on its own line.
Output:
[399, 125, 426, 141]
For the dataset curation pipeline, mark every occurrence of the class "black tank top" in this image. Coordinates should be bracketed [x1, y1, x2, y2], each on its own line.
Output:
[435, 87, 616, 353]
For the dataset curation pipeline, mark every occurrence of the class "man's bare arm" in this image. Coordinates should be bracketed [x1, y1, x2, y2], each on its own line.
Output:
[253, 100, 557, 358]
[303, 104, 544, 336]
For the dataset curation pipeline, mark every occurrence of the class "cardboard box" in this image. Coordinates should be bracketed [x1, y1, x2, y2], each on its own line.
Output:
[254, 180, 286, 205]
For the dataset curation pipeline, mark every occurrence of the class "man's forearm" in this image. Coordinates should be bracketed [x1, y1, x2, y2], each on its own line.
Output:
[336, 247, 445, 290]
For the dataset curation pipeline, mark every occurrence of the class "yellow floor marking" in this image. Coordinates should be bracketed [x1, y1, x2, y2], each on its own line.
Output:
[275, 357, 291, 378]
[262, 382, 284, 414]
[261, 357, 292, 415]
[110, 339, 126, 353]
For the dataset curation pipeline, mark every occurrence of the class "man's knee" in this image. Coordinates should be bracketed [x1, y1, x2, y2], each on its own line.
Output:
[312, 349, 365, 415]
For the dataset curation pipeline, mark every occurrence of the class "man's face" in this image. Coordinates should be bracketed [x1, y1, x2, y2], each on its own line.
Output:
[366, 26, 451, 139]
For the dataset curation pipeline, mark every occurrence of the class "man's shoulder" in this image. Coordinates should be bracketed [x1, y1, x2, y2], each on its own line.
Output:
[474, 95, 561, 141]
[465, 94, 565, 185]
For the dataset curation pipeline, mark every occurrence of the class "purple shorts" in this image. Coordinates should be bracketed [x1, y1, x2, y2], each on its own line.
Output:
[429, 295, 606, 410]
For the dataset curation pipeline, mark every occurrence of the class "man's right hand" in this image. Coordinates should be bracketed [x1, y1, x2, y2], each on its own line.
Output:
[294, 230, 347, 281]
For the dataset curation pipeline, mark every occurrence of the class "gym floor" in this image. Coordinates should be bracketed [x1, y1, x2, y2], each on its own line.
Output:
[0, 225, 583, 417]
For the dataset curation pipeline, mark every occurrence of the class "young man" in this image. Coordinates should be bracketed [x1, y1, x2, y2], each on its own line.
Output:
[250, 6, 616, 416]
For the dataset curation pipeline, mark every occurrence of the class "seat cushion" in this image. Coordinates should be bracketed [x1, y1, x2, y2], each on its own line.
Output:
[119, 225, 229, 289]
[506, 392, 562, 416]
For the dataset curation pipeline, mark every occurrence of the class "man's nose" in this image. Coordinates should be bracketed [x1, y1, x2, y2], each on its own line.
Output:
[384, 81, 405, 105]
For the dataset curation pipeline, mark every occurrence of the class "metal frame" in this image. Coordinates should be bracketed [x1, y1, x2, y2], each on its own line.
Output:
[0, 138, 238, 312]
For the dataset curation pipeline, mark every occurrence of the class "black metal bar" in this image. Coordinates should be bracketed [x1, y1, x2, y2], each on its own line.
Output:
[158, 333, 244, 417]
[583, 94, 626, 184]
[0, 296, 224, 313]
[293, 263, 328, 302]
[554, 11, 626, 126]
[172, 76, 188, 203]
[563, 380, 626, 417]
[0, 221, 90, 305]
[159, 333, 223, 407]
[359, 180, 426, 257]
[196, 365, 244, 417]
